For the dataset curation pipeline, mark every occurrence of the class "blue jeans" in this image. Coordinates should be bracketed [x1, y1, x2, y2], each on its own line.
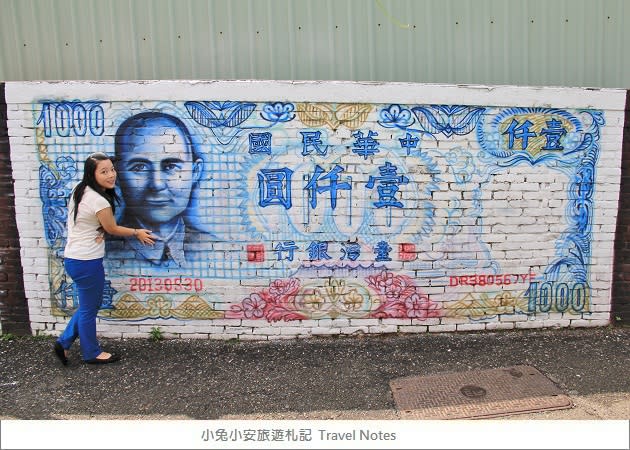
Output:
[57, 258, 104, 361]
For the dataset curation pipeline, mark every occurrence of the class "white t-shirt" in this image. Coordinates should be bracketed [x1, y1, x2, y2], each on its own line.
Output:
[63, 185, 112, 260]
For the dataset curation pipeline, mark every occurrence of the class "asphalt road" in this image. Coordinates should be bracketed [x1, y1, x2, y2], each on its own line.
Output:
[0, 326, 628, 421]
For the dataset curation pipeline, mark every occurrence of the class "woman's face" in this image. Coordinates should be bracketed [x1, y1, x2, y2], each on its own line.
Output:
[94, 158, 117, 190]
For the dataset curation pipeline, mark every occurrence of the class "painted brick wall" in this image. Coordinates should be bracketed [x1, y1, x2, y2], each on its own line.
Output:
[612, 92, 630, 325]
[2, 81, 626, 340]
[0, 83, 30, 335]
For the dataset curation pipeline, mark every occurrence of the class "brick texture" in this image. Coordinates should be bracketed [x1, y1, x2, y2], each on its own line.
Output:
[0, 83, 31, 335]
[0, 81, 625, 340]
[612, 90, 630, 326]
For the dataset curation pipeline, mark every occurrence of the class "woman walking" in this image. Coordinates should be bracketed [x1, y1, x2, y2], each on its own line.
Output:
[54, 152, 154, 365]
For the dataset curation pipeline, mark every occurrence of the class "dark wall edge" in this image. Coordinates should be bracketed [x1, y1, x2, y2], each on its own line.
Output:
[0, 82, 31, 335]
[611, 90, 630, 326]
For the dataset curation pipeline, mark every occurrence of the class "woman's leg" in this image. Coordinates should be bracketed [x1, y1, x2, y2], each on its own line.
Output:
[57, 302, 79, 351]
[59, 258, 105, 361]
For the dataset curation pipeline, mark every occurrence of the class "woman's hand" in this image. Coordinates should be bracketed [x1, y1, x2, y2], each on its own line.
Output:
[95, 226, 105, 243]
[96, 208, 155, 246]
[135, 228, 155, 246]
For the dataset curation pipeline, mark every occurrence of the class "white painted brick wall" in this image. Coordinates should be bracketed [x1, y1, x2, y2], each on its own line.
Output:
[2, 80, 625, 340]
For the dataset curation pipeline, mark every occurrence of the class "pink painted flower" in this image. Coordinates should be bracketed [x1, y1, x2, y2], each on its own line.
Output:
[269, 278, 299, 298]
[404, 292, 440, 319]
[368, 271, 406, 300]
[242, 293, 266, 319]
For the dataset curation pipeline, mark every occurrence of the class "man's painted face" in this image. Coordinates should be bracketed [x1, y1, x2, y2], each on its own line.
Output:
[117, 123, 202, 227]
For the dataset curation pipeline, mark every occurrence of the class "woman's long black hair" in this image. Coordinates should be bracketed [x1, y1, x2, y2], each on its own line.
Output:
[71, 152, 120, 223]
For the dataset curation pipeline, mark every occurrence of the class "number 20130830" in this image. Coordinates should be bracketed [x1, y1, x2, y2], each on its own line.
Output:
[129, 277, 203, 292]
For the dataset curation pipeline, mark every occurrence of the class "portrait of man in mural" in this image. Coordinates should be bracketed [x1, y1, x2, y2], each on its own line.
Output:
[107, 111, 207, 269]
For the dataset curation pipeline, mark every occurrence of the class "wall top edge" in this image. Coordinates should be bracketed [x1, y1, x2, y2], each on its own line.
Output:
[4, 79, 627, 110]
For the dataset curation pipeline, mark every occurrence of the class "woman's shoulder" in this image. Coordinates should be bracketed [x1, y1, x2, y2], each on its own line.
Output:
[83, 185, 103, 199]
[82, 186, 110, 206]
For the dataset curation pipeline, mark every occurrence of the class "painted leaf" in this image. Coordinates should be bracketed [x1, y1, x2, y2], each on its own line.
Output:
[296, 102, 332, 127]
[223, 102, 256, 127]
[185, 101, 224, 128]
[336, 103, 372, 130]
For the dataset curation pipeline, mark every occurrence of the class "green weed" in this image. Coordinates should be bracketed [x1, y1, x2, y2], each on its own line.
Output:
[0, 333, 16, 341]
[149, 326, 164, 342]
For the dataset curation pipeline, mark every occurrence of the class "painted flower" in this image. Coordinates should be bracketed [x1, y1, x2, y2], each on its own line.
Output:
[261, 102, 295, 123]
[303, 290, 326, 311]
[445, 150, 459, 165]
[404, 292, 439, 319]
[242, 293, 266, 319]
[369, 271, 404, 300]
[342, 290, 364, 311]
[269, 278, 299, 298]
[378, 104, 413, 128]
[148, 296, 172, 317]
[56, 156, 77, 180]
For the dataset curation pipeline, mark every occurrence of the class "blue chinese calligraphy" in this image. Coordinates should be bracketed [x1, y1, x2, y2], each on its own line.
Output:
[503, 119, 537, 150]
[307, 241, 332, 261]
[366, 162, 409, 209]
[340, 242, 361, 261]
[540, 119, 567, 151]
[374, 241, 392, 262]
[304, 165, 351, 210]
[258, 168, 293, 209]
[351, 130, 380, 159]
[249, 132, 272, 154]
[301, 131, 327, 156]
[399, 132, 419, 155]
[275, 241, 299, 261]
[478, 107, 583, 164]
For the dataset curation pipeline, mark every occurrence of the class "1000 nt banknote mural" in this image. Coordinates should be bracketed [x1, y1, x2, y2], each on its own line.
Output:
[36, 96, 601, 323]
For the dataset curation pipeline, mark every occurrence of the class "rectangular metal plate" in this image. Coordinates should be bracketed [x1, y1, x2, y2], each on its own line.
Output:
[390, 365, 573, 419]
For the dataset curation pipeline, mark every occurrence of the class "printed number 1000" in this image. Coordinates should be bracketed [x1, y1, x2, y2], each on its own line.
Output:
[37, 102, 105, 137]
[525, 281, 588, 313]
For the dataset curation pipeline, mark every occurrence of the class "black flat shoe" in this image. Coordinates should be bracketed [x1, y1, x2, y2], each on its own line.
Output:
[53, 342, 68, 366]
[85, 353, 120, 365]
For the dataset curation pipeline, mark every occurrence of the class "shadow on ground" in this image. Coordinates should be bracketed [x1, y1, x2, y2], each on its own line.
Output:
[0, 327, 628, 420]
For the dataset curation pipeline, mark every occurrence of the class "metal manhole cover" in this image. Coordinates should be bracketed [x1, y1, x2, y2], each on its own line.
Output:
[390, 365, 573, 419]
